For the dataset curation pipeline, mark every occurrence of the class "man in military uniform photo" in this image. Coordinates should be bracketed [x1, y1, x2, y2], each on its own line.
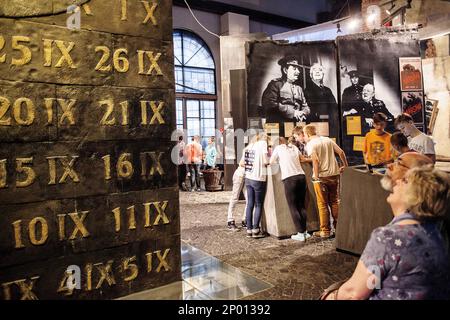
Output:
[261, 56, 310, 125]
[342, 70, 363, 114]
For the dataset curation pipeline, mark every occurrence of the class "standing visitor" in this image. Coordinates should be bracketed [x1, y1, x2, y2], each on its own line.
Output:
[241, 132, 269, 238]
[176, 136, 188, 191]
[292, 125, 308, 157]
[304, 124, 348, 238]
[204, 137, 217, 169]
[270, 137, 310, 241]
[226, 154, 247, 231]
[394, 113, 436, 163]
[363, 113, 393, 168]
[185, 135, 203, 192]
[390, 132, 415, 156]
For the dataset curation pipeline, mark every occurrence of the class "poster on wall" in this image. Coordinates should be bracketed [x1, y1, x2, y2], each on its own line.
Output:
[420, 35, 450, 59]
[399, 57, 423, 91]
[402, 91, 424, 123]
[337, 34, 420, 164]
[246, 41, 339, 139]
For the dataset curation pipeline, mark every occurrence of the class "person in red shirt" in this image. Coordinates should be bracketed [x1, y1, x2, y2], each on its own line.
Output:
[184, 135, 203, 191]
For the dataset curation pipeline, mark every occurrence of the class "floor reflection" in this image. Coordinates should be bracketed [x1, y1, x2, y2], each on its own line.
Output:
[119, 242, 272, 300]
[181, 242, 272, 300]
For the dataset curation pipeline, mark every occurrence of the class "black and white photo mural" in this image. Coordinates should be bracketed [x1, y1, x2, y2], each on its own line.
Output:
[337, 34, 421, 164]
[247, 41, 339, 139]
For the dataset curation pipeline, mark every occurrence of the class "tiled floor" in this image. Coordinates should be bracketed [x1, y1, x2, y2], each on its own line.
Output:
[179, 190, 359, 300]
[122, 190, 358, 300]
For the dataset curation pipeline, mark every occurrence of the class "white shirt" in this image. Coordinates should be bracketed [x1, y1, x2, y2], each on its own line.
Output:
[244, 141, 269, 182]
[271, 144, 305, 180]
[306, 136, 340, 178]
[408, 133, 435, 155]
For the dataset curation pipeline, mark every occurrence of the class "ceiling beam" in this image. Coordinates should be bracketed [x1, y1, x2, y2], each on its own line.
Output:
[173, 0, 314, 30]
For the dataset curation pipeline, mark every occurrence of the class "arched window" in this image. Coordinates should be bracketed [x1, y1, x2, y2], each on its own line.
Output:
[173, 30, 216, 148]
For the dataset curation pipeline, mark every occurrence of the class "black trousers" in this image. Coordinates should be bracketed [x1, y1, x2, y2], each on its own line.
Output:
[282, 174, 307, 233]
[178, 164, 187, 188]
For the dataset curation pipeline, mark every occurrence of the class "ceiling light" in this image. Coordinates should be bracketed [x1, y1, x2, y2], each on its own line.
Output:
[348, 18, 360, 30]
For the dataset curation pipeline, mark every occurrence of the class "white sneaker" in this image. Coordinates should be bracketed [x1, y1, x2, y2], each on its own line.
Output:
[304, 232, 312, 240]
[291, 232, 306, 241]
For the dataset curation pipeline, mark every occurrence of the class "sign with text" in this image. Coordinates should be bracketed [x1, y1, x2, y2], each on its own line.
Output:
[0, 0, 179, 300]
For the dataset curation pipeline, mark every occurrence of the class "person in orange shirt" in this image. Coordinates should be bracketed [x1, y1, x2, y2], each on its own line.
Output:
[184, 135, 203, 191]
[363, 112, 393, 168]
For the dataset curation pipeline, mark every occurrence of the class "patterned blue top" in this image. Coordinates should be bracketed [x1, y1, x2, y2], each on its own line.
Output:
[360, 212, 450, 300]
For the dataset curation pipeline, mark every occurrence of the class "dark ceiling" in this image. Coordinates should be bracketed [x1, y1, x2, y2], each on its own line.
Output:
[173, 0, 361, 29]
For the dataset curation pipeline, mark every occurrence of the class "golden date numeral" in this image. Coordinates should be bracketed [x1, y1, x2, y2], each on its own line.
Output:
[94, 46, 111, 72]
[98, 100, 129, 126]
[102, 153, 134, 181]
[0, 35, 5, 63]
[0, 96, 35, 126]
[11, 36, 32, 66]
[12, 218, 49, 249]
[95, 47, 129, 73]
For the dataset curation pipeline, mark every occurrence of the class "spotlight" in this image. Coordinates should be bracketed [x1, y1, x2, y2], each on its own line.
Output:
[348, 18, 360, 30]
[367, 13, 377, 23]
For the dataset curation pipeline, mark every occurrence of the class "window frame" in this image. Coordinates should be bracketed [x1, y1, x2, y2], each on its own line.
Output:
[174, 29, 217, 147]
[174, 29, 217, 96]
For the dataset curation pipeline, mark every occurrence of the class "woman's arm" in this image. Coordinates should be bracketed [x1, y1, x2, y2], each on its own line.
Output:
[300, 155, 312, 163]
[332, 140, 349, 168]
[326, 260, 376, 300]
[269, 147, 279, 165]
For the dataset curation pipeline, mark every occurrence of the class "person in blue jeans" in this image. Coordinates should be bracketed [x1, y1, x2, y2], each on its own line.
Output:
[241, 132, 269, 238]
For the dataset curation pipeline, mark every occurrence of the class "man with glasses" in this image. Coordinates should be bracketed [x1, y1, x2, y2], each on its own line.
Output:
[380, 152, 433, 192]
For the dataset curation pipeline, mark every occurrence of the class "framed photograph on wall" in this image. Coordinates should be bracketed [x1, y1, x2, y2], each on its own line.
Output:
[399, 57, 423, 91]
[402, 91, 424, 123]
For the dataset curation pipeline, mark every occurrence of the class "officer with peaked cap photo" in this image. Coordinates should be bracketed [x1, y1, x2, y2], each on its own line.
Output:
[261, 55, 310, 126]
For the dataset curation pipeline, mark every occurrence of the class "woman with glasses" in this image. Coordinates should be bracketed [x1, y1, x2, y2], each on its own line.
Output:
[324, 165, 450, 299]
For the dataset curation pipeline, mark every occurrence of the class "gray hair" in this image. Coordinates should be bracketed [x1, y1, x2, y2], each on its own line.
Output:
[310, 63, 324, 77]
